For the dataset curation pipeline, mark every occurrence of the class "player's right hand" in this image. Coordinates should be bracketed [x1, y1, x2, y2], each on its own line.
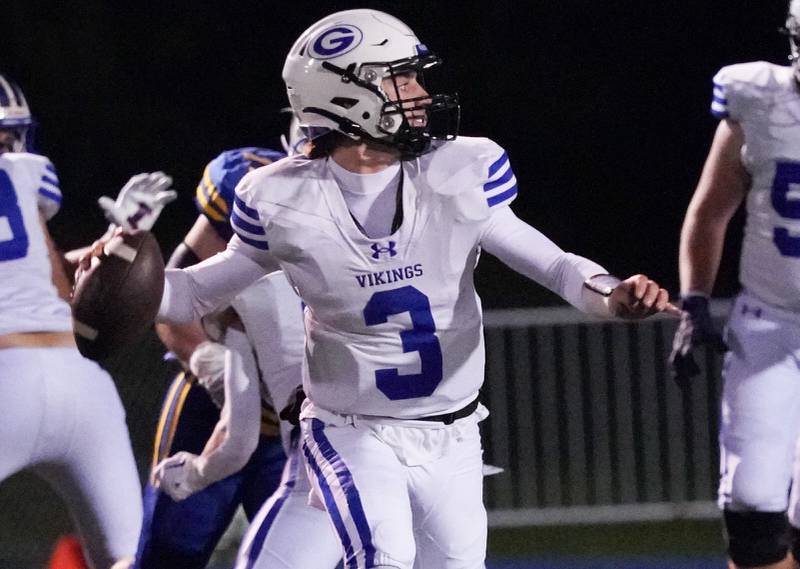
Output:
[153, 451, 207, 501]
[98, 171, 176, 231]
[668, 295, 727, 389]
[189, 341, 227, 408]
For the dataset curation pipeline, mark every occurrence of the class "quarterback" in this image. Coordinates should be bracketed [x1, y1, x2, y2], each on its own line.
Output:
[670, 2, 800, 568]
[153, 9, 677, 569]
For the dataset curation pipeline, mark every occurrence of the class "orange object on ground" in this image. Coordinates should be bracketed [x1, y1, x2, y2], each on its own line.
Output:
[47, 535, 88, 569]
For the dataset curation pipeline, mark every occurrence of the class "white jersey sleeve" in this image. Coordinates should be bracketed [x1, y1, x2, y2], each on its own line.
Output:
[0, 153, 71, 334]
[712, 62, 800, 310]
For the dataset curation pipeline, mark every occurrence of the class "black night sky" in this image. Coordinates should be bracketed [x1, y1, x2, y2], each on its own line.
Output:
[2, 1, 789, 308]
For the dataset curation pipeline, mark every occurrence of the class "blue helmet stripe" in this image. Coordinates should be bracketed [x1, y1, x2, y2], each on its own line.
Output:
[7, 81, 23, 106]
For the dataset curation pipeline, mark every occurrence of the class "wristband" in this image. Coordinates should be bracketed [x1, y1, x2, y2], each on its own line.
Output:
[583, 274, 622, 297]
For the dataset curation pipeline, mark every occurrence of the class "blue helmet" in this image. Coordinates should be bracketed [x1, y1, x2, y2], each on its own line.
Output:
[0, 73, 35, 152]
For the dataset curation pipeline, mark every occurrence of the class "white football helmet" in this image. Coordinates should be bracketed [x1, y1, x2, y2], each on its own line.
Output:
[785, 0, 800, 80]
[0, 73, 34, 153]
[282, 9, 459, 157]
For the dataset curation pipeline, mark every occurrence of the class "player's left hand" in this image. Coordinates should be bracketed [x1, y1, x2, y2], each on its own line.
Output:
[608, 274, 681, 320]
[98, 171, 176, 231]
[153, 451, 208, 501]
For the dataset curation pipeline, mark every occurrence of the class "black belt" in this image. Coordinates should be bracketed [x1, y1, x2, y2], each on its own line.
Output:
[416, 397, 480, 425]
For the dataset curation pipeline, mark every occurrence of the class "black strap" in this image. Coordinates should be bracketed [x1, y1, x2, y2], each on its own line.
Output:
[416, 397, 480, 425]
[347, 166, 404, 238]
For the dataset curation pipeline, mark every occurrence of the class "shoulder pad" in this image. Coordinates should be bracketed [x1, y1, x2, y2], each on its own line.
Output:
[195, 147, 285, 239]
[419, 137, 517, 219]
[0, 153, 61, 219]
[711, 61, 792, 121]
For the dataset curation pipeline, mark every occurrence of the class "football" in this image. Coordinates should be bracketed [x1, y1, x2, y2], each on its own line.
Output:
[71, 231, 165, 361]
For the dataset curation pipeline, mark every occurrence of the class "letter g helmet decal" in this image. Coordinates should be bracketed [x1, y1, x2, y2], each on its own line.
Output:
[308, 25, 363, 59]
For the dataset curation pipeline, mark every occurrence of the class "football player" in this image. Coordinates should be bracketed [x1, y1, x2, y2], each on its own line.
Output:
[669, 2, 800, 568]
[0, 72, 166, 569]
[133, 141, 341, 569]
[143, 9, 677, 569]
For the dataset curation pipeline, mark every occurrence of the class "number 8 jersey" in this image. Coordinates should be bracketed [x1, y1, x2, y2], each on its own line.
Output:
[233, 136, 518, 419]
[712, 62, 800, 310]
[0, 152, 71, 335]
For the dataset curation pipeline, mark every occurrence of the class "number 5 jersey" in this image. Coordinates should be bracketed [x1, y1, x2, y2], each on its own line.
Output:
[712, 62, 800, 310]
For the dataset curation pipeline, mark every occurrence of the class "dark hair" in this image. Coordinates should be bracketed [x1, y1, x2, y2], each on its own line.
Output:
[307, 131, 349, 159]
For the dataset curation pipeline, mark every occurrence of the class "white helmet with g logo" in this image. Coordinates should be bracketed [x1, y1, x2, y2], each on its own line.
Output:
[282, 9, 460, 157]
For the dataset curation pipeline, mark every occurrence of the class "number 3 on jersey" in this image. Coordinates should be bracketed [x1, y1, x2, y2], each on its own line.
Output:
[772, 161, 800, 257]
[363, 285, 443, 400]
[0, 170, 29, 261]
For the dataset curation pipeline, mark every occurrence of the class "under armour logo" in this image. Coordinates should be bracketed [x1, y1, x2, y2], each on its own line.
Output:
[371, 241, 397, 259]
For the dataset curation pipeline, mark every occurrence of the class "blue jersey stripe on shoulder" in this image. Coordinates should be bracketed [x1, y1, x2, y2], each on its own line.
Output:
[235, 232, 269, 250]
[484, 166, 514, 192]
[712, 95, 727, 105]
[41, 174, 59, 188]
[487, 184, 517, 207]
[38, 187, 62, 203]
[234, 194, 260, 220]
[711, 108, 729, 119]
[488, 152, 509, 178]
[231, 210, 265, 236]
[45, 162, 57, 175]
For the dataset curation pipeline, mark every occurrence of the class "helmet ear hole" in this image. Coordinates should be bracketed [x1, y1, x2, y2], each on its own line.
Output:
[330, 97, 359, 109]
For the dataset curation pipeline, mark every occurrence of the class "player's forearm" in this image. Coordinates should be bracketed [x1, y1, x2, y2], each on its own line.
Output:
[198, 333, 260, 482]
[481, 207, 611, 316]
[678, 206, 729, 296]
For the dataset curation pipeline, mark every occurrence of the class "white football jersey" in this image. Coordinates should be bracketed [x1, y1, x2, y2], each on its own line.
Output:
[712, 62, 800, 310]
[0, 152, 71, 335]
[232, 136, 517, 418]
[229, 271, 305, 414]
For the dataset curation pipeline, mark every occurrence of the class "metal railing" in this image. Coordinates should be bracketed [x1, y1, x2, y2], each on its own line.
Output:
[481, 300, 731, 527]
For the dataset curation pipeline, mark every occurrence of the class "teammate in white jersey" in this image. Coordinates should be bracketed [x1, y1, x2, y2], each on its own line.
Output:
[669, 3, 800, 568]
[0, 72, 146, 569]
[136, 141, 341, 569]
[138, 10, 677, 569]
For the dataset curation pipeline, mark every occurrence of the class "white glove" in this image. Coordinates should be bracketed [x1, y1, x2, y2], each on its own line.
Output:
[153, 451, 208, 501]
[98, 171, 177, 231]
[189, 341, 227, 408]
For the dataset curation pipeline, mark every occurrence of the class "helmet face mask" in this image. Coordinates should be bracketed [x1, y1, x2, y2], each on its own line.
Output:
[283, 9, 460, 158]
[0, 74, 34, 153]
[784, 0, 800, 81]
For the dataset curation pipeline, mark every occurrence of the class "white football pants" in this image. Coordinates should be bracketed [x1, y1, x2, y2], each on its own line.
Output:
[300, 404, 488, 569]
[235, 438, 343, 569]
[718, 291, 800, 513]
[0, 346, 142, 569]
